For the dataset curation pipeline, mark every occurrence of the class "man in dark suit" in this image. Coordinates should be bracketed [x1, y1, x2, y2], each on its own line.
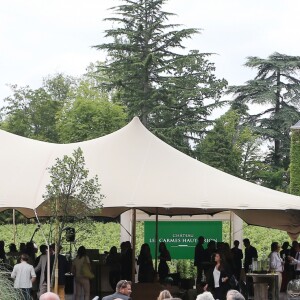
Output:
[194, 236, 205, 283]
[102, 280, 132, 300]
[243, 238, 258, 273]
[231, 240, 243, 280]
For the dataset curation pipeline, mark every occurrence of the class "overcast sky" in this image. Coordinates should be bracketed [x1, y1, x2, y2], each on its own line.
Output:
[1, 0, 300, 108]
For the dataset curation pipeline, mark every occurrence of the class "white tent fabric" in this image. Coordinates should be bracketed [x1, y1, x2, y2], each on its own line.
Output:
[1, 117, 300, 234]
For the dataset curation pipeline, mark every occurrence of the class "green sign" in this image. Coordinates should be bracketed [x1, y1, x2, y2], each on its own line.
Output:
[144, 221, 222, 259]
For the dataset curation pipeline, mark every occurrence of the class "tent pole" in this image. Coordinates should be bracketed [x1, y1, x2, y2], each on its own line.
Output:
[13, 209, 16, 244]
[229, 211, 232, 247]
[155, 208, 158, 273]
[131, 208, 136, 282]
[34, 209, 51, 293]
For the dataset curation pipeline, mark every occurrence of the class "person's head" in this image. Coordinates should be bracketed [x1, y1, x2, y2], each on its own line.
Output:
[40, 244, 47, 255]
[26, 241, 34, 250]
[214, 251, 224, 264]
[77, 246, 86, 258]
[292, 240, 299, 249]
[116, 280, 132, 296]
[9, 243, 17, 253]
[159, 242, 167, 253]
[21, 253, 29, 262]
[109, 246, 117, 255]
[234, 240, 240, 247]
[281, 241, 289, 250]
[198, 236, 205, 244]
[140, 243, 151, 256]
[120, 242, 126, 252]
[49, 243, 58, 254]
[39, 292, 60, 300]
[207, 240, 216, 250]
[157, 289, 172, 300]
[125, 241, 132, 250]
[196, 291, 215, 300]
[226, 289, 245, 300]
[271, 242, 280, 252]
[19, 242, 26, 252]
[243, 238, 250, 248]
[163, 277, 174, 289]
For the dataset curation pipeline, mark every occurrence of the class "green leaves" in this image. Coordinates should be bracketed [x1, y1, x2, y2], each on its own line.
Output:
[43, 147, 103, 219]
[56, 75, 127, 143]
[228, 52, 300, 189]
[290, 130, 300, 196]
[94, 0, 227, 154]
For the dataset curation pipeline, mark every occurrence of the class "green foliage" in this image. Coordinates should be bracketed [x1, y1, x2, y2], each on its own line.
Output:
[196, 110, 242, 176]
[176, 260, 196, 279]
[56, 77, 127, 143]
[44, 147, 103, 220]
[0, 271, 24, 300]
[290, 130, 300, 195]
[43, 147, 103, 285]
[0, 68, 127, 143]
[243, 224, 290, 257]
[196, 108, 262, 180]
[0, 74, 74, 142]
[94, 0, 227, 155]
[228, 52, 300, 189]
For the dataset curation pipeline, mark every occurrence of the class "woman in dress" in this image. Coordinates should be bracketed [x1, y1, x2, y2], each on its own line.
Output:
[72, 246, 91, 300]
[106, 246, 121, 290]
[158, 242, 171, 282]
[137, 243, 154, 283]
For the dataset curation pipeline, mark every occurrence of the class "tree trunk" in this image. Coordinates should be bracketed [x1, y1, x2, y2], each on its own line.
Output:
[274, 69, 281, 167]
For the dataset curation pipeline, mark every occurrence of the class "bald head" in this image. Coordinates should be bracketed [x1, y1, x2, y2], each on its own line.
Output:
[227, 290, 245, 300]
[40, 292, 60, 300]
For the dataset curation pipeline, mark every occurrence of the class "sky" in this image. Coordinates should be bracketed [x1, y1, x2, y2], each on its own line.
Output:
[1, 0, 300, 108]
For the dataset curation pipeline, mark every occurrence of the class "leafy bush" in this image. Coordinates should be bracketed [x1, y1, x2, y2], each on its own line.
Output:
[0, 265, 24, 300]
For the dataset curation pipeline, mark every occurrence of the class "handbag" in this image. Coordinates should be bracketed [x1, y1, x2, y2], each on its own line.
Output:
[81, 257, 95, 279]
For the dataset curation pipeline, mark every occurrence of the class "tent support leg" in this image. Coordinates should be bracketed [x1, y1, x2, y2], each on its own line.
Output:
[131, 208, 136, 282]
[34, 209, 51, 293]
[155, 208, 158, 273]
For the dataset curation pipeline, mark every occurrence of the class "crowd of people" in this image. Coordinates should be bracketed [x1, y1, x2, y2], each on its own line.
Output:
[102, 279, 245, 300]
[106, 241, 171, 289]
[0, 240, 89, 300]
[194, 237, 300, 299]
[2, 237, 300, 300]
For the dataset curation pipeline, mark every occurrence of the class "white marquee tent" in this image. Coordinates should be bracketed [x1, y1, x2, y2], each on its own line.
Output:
[1, 117, 300, 235]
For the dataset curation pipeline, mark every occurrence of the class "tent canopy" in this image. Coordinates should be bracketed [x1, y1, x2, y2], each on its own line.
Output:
[1, 117, 300, 234]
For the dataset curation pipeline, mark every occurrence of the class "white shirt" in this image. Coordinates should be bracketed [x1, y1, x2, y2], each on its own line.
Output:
[213, 266, 220, 288]
[290, 251, 300, 270]
[11, 261, 36, 288]
[269, 251, 283, 272]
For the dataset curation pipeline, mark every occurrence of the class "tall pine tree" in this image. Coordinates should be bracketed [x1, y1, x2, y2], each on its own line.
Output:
[228, 52, 300, 189]
[94, 0, 227, 155]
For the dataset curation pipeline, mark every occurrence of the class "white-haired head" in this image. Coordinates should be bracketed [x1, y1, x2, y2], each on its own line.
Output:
[226, 290, 245, 300]
[196, 291, 215, 300]
[39, 292, 60, 300]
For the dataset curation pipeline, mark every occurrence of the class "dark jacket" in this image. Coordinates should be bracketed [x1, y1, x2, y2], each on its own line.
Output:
[194, 243, 205, 266]
[45, 254, 69, 285]
[206, 263, 232, 300]
[244, 245, 258, 273]
[102, 292, 131, 300]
